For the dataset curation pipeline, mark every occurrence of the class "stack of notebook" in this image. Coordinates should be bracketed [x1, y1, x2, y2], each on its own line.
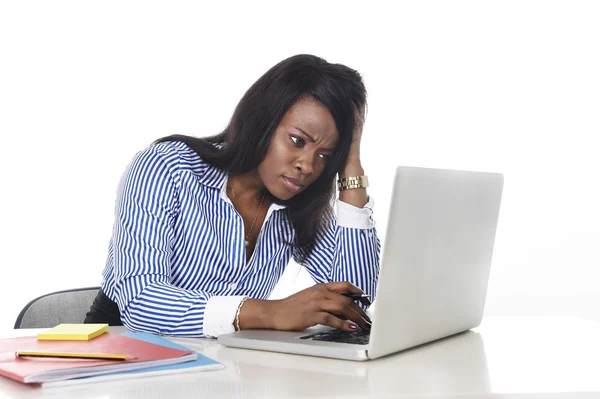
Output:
[0, 324, 223, 388]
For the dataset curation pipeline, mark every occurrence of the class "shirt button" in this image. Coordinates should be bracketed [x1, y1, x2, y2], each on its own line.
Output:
[368, 232, 373, 238]
[230, 283, 237, 290]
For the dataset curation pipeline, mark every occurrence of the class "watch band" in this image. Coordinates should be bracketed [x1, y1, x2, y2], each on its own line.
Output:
[337, 175, 369, 191]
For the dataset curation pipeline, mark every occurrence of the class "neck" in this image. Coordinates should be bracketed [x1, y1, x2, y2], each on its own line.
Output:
[228, 172, 265, 203]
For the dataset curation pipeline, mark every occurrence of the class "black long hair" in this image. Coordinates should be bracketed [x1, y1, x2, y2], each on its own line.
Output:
[156, 54, 367, 262]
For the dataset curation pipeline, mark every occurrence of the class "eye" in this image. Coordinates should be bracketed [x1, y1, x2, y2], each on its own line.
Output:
[318, 153, 331, 162]
[290, 135, 305, 147]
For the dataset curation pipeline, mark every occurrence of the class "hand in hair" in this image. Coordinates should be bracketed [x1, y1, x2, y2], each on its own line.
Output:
[338, 104, 369, 208]
[237, 282, 372, 332]
[348, 103, 366, 163]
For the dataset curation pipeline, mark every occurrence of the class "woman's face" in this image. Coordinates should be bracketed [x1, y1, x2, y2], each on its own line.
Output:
[258, 97, 339, 200]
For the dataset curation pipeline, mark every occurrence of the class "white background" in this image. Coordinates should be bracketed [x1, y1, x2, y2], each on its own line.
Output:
[0, 1, 598, 332]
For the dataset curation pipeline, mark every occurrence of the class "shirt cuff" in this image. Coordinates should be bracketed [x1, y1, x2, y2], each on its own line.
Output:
[336, 196, 375, 229]
[203, 295, 247, 338]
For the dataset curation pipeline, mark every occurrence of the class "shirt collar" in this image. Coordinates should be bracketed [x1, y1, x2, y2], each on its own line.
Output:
[196, 162, 228, 190]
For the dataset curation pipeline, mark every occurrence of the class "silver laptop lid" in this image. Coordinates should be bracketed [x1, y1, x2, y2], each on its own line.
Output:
[368, 166, 503, 359]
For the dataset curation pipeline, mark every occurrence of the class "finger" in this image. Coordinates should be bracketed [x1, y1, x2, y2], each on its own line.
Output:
[358, 295, 372, 308]
[336, 294, 371, 323]
[321, 296, 371, 331]
[316, 312, 360, 332]
[348, 302, 372, 326]
[324, 282, 372, 306]
[324, 281, 362, 295]
[346, 301, 372, 330]
[346, 293, 372, 308]
[326, 301, 370, 322]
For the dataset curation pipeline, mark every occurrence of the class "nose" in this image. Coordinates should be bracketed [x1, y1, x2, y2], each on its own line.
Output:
[293, 154, 314, 176]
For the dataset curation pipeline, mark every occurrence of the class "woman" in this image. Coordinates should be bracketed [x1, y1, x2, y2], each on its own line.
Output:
[85, 54, 381, 337]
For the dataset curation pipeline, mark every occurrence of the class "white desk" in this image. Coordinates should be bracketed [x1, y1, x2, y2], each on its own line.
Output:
[1, 317, 600, 398]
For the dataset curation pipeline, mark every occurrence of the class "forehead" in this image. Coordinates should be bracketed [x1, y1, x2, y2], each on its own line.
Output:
[279, 97, 339, 146]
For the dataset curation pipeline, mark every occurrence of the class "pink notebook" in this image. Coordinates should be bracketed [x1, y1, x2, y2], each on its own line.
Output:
[0, 333, 197, 384]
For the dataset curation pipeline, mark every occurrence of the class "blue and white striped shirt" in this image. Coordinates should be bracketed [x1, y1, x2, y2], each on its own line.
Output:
[100, 141, 381, 337]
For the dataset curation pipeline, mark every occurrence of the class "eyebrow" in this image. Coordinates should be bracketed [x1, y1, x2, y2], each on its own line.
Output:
[292, 126, 335, 152]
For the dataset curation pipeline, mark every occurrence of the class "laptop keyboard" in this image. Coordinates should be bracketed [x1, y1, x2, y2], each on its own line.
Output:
[299, 329, 370, 345]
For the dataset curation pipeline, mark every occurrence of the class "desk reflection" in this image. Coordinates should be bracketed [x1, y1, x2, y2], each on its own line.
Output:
[172, 330, 490, 398]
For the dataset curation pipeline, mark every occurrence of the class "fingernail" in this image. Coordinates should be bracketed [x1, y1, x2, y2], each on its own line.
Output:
[348, 323, 358, 330]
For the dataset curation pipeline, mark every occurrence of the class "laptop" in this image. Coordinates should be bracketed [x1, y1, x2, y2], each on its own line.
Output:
[219, 166, 504, 361]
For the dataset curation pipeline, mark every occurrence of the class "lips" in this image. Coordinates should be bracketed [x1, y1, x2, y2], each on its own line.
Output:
[282, 176, 305, 193]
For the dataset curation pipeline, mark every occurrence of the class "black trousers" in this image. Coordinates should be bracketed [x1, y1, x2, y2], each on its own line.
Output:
[84, 288, 123, 326]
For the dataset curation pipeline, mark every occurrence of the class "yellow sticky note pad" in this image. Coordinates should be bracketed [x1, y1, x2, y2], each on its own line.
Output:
[37, 324, 109, 341]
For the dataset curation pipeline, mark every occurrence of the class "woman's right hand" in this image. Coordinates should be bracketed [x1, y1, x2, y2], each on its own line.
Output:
[239, 282, 372, 332]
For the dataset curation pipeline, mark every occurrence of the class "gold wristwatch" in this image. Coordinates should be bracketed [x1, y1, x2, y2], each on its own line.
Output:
[337, 175, 369, 191]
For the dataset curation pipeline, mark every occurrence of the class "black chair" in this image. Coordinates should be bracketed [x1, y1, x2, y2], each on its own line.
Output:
[14, 287, 100, 329]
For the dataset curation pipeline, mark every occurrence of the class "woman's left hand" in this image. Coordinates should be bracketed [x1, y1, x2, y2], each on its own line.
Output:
[339, 103, 368, 207]
[348, 104, 365, 163]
